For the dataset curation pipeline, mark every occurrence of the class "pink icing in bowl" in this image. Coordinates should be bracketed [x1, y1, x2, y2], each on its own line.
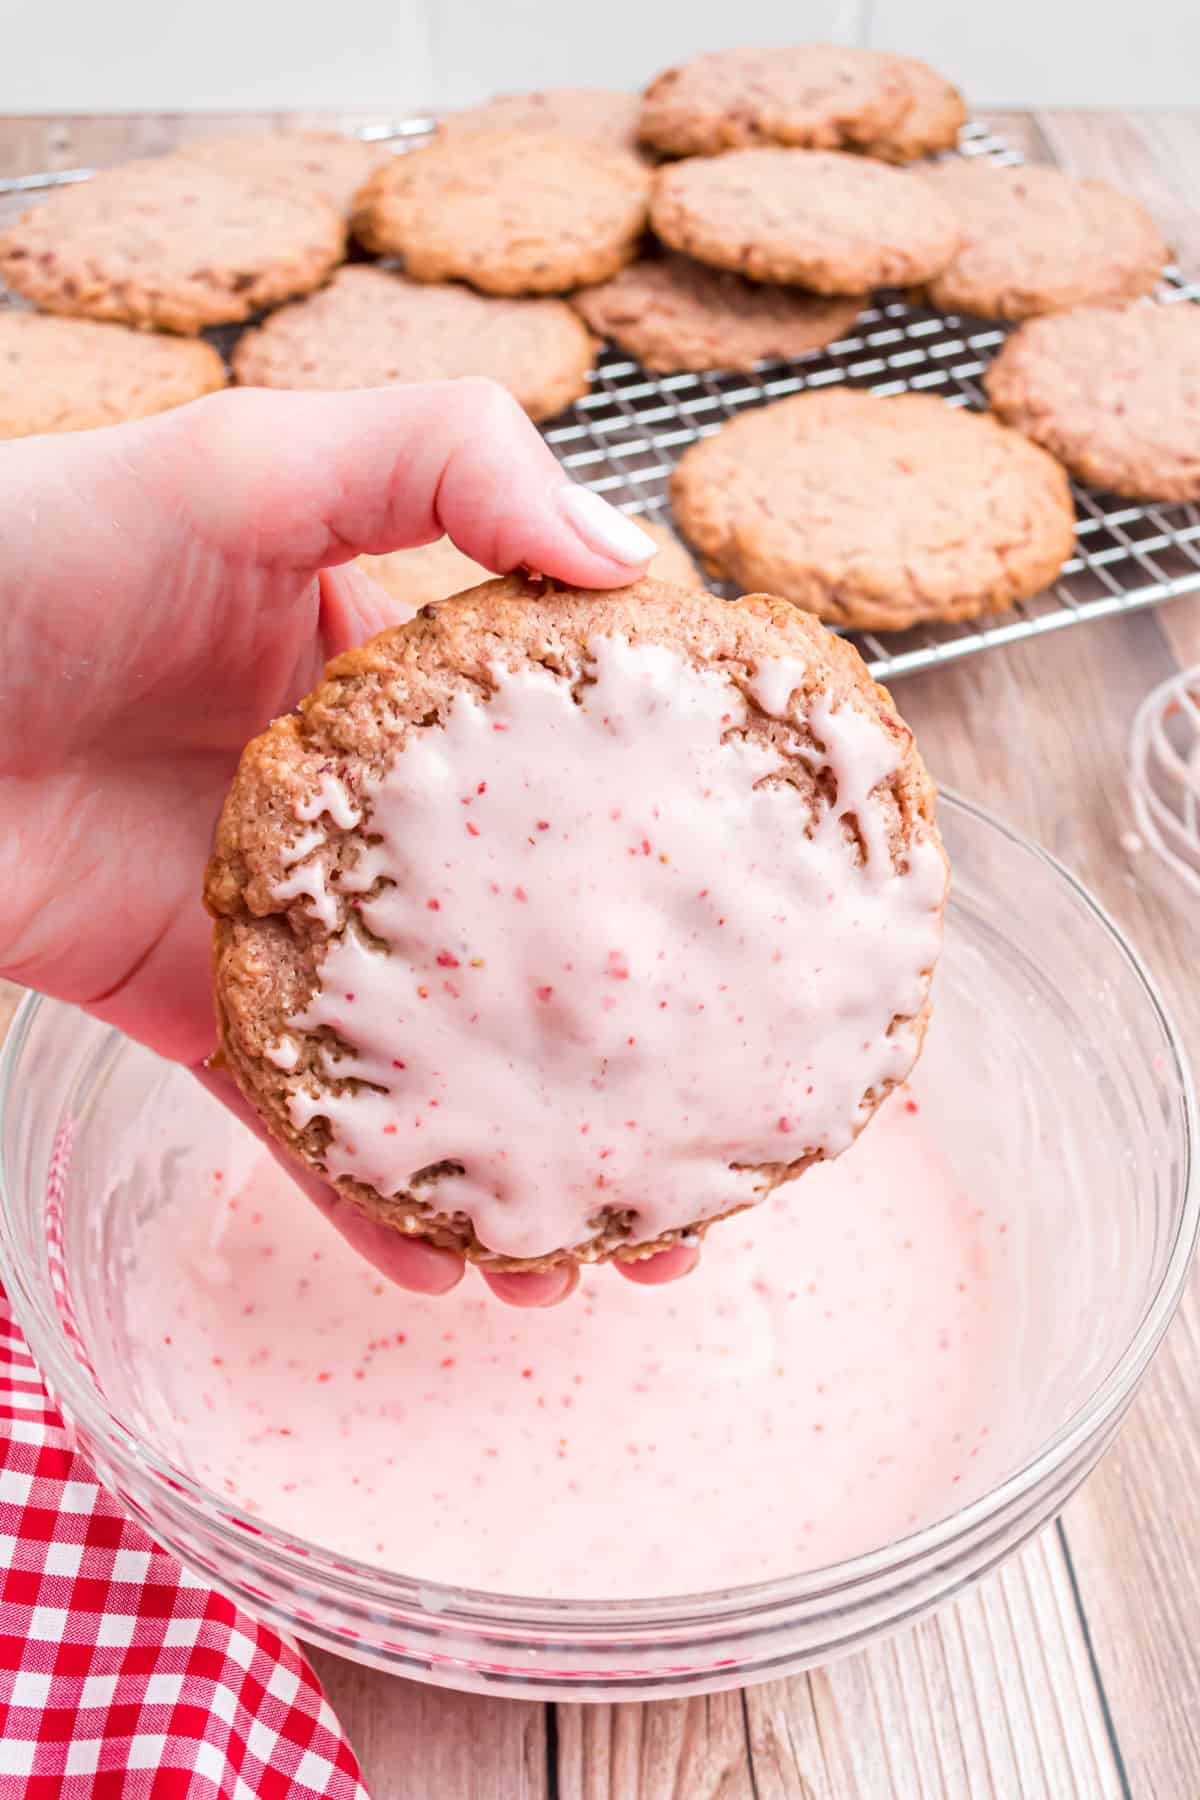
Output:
[0, 793, 1194, 1699]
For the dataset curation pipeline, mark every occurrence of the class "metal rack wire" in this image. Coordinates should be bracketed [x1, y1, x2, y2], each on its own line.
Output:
[3, 117, 1199, 683]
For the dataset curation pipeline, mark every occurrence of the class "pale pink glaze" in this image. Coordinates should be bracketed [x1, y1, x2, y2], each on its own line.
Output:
[278, 641, 945, 1258]
[122, 1091, 1015, 1599]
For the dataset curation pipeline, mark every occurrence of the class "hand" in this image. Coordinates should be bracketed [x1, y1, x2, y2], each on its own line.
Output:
[0, 380, 699, 1304]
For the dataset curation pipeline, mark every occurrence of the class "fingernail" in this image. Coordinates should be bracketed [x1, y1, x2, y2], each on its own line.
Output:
[555, 484, 656, 567]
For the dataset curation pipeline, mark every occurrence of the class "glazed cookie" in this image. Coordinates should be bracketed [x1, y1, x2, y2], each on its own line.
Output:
[0, 310, 226, 437]
[985, 302, 1200, 502]
[572, 253, 862, 372]
[860, 56, 966, 162]
[925, 161, 1168, 319]
[650, 149, 961, 294]
[177, 131, 388, 215]
[351, 130, 650, 295]
[440, 88, 644, 157]
[355, 517, 701, 610]
[206, 577, 947, 1270]
[232, 265, 595, 422]
[637, 45, 910, 157]
[0, 159, 344, 334]
[671, 388, 1076, 630]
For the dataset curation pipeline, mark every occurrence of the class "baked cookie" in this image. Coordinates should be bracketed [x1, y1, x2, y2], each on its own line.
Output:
[232, 265, 594, 422]
[351, 131, 650, 295]
[650, 149, 961, 294]
[440, 88, 643, 157]
[925, 161, 1168, 319]
[638, 45, 910, 157]
[355, 517, 701, 609]
[572, 253, 862, 372]
[0, 310, 226, 437]
[0, 159, 344, 334]
[177, 131, 388, 215]
[207, 576, 947, 1270]
[671, 388, 1076, 630]
[985, 301, 1200, 502]
[860, 56, 966, 162]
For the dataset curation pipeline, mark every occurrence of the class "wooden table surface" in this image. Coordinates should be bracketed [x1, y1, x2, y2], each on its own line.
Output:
[2, 105, 1199, 1799]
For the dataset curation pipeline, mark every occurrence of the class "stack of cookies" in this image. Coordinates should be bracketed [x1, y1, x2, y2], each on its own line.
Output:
[0, 44, 1193, 632]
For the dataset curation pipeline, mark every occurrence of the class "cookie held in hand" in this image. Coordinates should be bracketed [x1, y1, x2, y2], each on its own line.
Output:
[207, 578, 947, 1271]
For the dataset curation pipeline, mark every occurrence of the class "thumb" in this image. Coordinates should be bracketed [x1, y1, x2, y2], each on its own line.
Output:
[142, 379, 658, 588]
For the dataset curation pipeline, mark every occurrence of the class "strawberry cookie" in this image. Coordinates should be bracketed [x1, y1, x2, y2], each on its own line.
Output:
[206, 577, 947, 1270]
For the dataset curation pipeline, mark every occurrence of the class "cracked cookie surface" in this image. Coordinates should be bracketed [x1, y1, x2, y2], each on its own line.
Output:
[0, 310, 226, 435]
[925, 161, 1168, 319]
[351, 130, 650, 295]
[985, 301, 1200, 502]
[232, 265, 595, 421]
[671, 388, 1076, 630]
[0, 157, 345, 333]
[650, 149, 961, 294]
[637, 45, 911, 157]
[572, 252, 862, 372]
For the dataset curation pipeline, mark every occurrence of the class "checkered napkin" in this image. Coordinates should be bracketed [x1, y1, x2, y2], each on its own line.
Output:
[0, 1295, 370, 1798]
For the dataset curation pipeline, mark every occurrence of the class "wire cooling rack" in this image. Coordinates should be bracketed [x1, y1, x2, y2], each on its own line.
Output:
[3, 117, 1199, 683]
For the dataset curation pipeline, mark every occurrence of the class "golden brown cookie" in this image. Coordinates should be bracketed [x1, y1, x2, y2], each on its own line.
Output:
[860, 56, 966, 162]
[985, 301, 1200, 502]
[638, 45, 911, 157]
[206, 576, 946, 1270]
[232, 265, 594, 422]
[925, 161, 1169, 319]
[176, 131, 389, 215]
[440, 88, 644, 156]
[355, 517, 701, 608]
[671, 388, 1076, 630]
[0, 310, 226, 437]
[572, 252, 862, 372]
[650, 149, 961, 294]
[351, 131, 650, 295]
[0, 159, 344, 334]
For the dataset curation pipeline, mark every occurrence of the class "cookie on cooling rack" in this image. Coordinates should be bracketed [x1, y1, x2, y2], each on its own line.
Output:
[176, 131, 389, 215]
[350, 130, 650, 295]
[671, 388, 1076, 631]
[985, 302, 1200, 502]
[0, 311, 226, 437]
[650, 149, 961, 294]
[572, 253, 863, 373]
[637, 45, 911, 157]
[924, 162, 1169, 319]
[205, 575, 946, 1270]
[354, 518, 701, 610]
[440, 88, 644, 156]
[0, 159, 344, 334]
[232, 265, 595, 422]
[859, 56, 966, 162]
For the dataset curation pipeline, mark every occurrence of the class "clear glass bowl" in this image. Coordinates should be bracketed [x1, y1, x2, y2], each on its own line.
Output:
[0, 794, 1194, 1701]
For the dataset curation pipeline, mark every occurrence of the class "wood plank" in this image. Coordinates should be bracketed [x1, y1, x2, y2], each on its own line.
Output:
[555, 1690, 755, 1800]
[306, 1653, 548, 1800]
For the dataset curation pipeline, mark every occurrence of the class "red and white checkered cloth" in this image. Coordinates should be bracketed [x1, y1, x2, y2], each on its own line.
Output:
[0, 1294, 371, 1798]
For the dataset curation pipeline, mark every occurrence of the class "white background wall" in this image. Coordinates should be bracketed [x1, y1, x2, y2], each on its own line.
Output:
[1, 0, 1197, 112]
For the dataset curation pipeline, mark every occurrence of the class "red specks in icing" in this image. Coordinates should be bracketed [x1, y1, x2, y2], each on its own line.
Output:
[281, 641, 944, 1260]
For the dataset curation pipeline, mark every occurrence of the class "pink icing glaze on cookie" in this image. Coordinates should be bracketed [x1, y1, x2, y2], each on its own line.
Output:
[280, 639, 945, 1259]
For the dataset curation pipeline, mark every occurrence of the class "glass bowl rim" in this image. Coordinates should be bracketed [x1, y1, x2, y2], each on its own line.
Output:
[0, 790, 1194, 1629]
